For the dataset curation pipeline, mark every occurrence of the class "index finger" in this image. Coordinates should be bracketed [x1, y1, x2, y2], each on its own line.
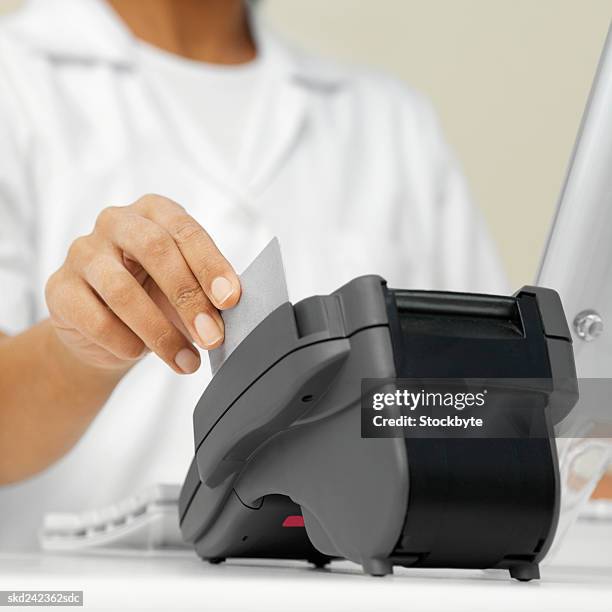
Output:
[134, 195, 241, 310]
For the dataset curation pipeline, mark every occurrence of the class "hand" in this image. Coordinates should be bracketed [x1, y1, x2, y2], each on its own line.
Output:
[45, 194, 241, 374]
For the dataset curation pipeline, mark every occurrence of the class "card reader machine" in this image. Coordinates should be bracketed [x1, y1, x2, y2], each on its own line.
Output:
[179, 276, 577, 580]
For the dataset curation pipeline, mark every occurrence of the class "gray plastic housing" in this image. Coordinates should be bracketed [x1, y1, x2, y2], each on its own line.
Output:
[180, 275, 408, 574]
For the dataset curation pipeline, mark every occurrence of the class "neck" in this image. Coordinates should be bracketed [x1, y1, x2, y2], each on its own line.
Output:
[106, 0, 256, 64]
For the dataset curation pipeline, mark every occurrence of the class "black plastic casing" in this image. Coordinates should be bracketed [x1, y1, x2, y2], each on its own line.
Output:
[384, 285, 577, 578]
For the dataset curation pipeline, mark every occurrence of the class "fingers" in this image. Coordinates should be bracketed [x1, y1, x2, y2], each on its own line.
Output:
[82, 253, 201, 374]
[47, 273, 146, 363]
[97, 207, 224, 349]
[49, 195, 239, 376]
[134, 195, 241, 309]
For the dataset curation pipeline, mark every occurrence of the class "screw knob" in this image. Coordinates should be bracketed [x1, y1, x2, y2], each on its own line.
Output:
[573, 310, 604, 342]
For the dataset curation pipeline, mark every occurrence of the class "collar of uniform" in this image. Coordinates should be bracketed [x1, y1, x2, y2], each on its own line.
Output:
[3, 0, 135, 66]
[4, 0, 347, 90]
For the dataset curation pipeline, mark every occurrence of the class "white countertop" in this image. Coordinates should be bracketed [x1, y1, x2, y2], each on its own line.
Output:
[1, 520, 611, 611]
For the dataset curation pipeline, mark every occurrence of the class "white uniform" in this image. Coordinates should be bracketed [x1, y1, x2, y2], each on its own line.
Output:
[0, 0, 508, 549]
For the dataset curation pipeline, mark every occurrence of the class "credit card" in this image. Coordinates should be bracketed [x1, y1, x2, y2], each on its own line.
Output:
[208, 238, 289, 375]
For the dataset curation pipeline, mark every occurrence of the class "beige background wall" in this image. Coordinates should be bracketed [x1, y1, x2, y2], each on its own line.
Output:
[1, 0, 611, 286]
[261, 0, 612, 287]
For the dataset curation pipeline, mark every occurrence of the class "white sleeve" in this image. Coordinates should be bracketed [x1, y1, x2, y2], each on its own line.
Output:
[0, 60, 36, 335]
[411, 93, 511, 295]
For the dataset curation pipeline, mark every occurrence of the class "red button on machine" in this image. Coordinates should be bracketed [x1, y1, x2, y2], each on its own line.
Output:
[282, 515, 305, 528]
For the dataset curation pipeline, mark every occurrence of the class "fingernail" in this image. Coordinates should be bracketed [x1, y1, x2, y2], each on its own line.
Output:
[175, 348, 200, 374]
[210, 276, 234, 307]
[195, 312, 223, 348]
